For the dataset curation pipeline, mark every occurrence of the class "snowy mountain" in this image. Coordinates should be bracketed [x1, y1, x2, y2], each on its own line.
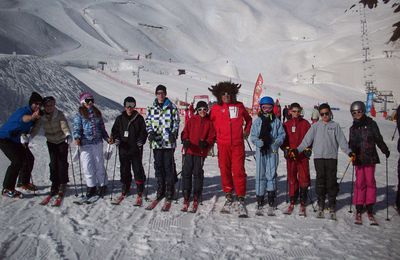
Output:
[0, 1, 400, 259]
[0, 55, 122, 123]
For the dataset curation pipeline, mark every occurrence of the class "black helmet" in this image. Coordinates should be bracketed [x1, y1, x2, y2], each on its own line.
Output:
[350, 101, 366, 113]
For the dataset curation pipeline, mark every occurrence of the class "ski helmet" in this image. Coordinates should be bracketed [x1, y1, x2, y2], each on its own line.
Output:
[350, 101, 366, 113]
[259, 96, 274, 106]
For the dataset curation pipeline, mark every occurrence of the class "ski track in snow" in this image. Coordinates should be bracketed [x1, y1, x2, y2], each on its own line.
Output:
[1, 129, 400, 259]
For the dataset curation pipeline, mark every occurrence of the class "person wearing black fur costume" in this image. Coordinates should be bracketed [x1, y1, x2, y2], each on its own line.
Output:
[209, 81, 252, 216]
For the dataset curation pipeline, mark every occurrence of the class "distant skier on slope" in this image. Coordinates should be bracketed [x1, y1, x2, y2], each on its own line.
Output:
[296, 103, 353, 220]
[0, 91, 43, 198]
[281, 102, 311, 216]
[30, 96, 72, 201]
[250, 96, 285, 216]
[348, 101, 390, 225]
[73, 92, 109, 200]
[209, 81, 252, 217]
[180, 101, 215, 213]
[145, 85, 180, 211]
[109, 96, 148, 206]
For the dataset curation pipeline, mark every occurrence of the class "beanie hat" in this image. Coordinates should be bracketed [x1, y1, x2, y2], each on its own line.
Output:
[29, 92, 43, 106]
[123, 96, 136, 107]
[155, 85, 167, 94]
[195, 101, 208, 110]
[79, 92, 94, 104]
[318, 103, 331, 111]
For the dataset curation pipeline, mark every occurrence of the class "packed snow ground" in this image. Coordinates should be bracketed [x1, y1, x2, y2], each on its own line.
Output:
[1, 0, 400, 259]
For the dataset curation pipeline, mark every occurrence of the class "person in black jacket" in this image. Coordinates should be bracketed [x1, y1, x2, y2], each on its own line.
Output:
[349, 101, 390, 222]
[109, 97, 148, 205]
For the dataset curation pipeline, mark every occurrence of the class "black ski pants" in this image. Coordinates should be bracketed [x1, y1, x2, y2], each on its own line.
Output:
[47, 141, 69, 186]
[314, 158, 339, 208]
[182, 154, 205, 198]
[119, 147, 146, 193]
[0, 138, 34, 190]
[153, 148, 175, 199]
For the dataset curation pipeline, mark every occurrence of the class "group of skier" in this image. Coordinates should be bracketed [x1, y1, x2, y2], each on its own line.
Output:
[0, 82, 397, 223]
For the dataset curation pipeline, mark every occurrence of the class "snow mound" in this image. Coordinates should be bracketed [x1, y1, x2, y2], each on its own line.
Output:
[0, 55, 122, 123]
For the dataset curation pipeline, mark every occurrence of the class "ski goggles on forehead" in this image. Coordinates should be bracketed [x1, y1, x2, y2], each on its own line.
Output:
[85, 98, 94, 104]
[125, 102, 136, 108]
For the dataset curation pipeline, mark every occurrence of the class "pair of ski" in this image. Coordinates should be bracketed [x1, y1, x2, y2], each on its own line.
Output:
[145, 197, 172, 212]
[283, 204, 307, 217]
[111, 194, 142, 207]
[220, 203, 248, 218]
[317, 210, 337, 221]
[181, 202, 198, 213]
[256, 206, 277, 217]
[354, 213, 379, 226]
[73, 195, 101, 205]
[39, 194, 64, 207]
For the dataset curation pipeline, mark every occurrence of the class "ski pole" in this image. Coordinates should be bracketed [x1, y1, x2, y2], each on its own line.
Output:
[245, 138, 256, 161]
[144, 145, 152, 201]
[103, 143, 111, 198]
[77, 146, 84, 197]
[110, 145, 118, 200]
[68, 145, 78, 197]
[339, 161, 352, 184]
[386, 157, 390, 221]
[392, 126, 397, 141]
[349, 165, 355, 213]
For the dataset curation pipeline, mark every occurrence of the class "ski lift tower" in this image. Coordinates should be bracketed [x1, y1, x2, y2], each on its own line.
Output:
[375, 90, 394, 113]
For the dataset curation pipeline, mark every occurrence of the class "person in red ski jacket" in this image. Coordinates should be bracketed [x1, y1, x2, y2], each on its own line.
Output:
[180, 101, 216, 212]
[281, 102, 311, 215]
[273, 99, 282, 121]
[208, 81, 252, 216]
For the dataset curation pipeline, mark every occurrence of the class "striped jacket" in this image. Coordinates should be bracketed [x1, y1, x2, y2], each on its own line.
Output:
[145, 98, 180, 149]
[31, 109, 71, 144]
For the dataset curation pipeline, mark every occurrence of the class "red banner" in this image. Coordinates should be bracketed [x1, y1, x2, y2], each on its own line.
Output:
[252, 73, 264, 115]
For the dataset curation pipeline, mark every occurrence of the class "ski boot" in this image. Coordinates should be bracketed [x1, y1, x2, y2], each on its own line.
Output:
[181, 190, 190, 212]
[50, 183, 59, 196]
[255, 195, 265, 216]
[97, 185, 107, 197]
[190, 194, 199, 213]
[17, 182, 37, 191]
[237, 196, 248, 218]
[299, 202, 306, 217]
[220, 193, 233, 214]
[366, 204, 378, 225]
[284, 202, 295, 215]
[2, 189, 23, 198]
[134, 192, 143, 207]
[122, 182, 131, 196]
[267, 191, 276, 216]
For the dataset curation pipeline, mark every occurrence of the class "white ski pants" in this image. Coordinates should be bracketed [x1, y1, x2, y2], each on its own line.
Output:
[80, 142, 108, 187]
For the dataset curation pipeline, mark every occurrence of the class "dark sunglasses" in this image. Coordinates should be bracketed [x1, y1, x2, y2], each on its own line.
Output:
[351, 110, 363, 115]
[197, 107, 208, 112]
[85, 98, 94, 104]
[291, 110, 301, 113]
[320, 112, 330, 116]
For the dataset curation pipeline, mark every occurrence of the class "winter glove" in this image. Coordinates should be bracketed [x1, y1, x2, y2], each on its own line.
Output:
[104, 144, 113, 160]
[114, 139, 121, 146]
[243, 130, 250, 139]
[20, 134, 29, 145]
[283, 147, 290, 159]
[136, 140, 143, 147]
[75, 139, 81, 146]
[303, 148, 312, 159]
[65, 135, 73, 145]
[288, 149, 298, 160]
[348, 152, 356, 162]
[169, 133, 177, 144]
[148, 132, 157, 142]
[384, 150, 390, 158]
[183, 140, 191, 149]
[198, 140, 208, 149]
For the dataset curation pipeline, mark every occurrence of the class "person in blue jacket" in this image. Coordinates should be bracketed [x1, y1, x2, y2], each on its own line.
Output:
[250, 96, 286, 215]
[0, 92, 43, 197]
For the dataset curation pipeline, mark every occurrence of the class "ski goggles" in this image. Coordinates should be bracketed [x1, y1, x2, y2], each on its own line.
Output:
[197, 107, 208, 112]
[125, 102, 136, 108]
[85, 98, 94, 104]
[320, 112, 330, 117]
[351, 110, 363, 115]
[261, 105, 273, 111]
